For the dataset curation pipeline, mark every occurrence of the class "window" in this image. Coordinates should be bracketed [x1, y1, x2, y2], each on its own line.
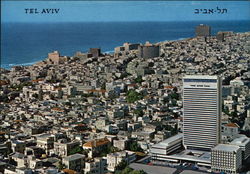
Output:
[184, 79, 217, 83]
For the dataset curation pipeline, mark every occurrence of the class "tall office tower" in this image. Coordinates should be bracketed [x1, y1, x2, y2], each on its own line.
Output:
[195, 24, 211, 37]
[183, 75, 222, 151]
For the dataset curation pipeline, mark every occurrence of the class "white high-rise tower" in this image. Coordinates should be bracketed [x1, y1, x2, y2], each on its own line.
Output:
[183, 75, 222, 151]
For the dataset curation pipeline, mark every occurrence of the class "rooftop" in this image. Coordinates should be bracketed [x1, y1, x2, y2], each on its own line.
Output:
[230, 136, 250, 146]
[151, 133, 183, 149]
[183, 75, 218, 80]
[212, 144, 240, 152]
[83, 137, 110, 148]
[62, 169, 77, 174]
[225, 123, 239, 128]
[63, 153, 85, 161]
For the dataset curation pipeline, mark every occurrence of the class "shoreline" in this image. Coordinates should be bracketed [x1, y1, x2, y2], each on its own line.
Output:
[0, 36, 191, 70]
[1, 30, 249, 70]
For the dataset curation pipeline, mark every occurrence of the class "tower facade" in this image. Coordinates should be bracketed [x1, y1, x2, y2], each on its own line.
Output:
[183, 75, 222, 151]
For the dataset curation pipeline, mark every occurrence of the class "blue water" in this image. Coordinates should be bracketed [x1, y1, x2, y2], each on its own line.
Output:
[1, 21, 250, 69]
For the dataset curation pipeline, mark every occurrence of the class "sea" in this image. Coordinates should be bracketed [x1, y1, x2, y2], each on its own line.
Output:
[1, 20, 250, 69]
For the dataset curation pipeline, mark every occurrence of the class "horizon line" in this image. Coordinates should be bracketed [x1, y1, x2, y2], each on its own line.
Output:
[2, 19, 250, 23]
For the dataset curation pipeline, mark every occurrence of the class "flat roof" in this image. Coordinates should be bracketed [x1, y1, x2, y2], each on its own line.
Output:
[212, 144, 240, 152]
[153, 149, 211, 164]
[152, 134, 183, 148]
[230, 136, 250, 146]
[63, 153, 85, 161]
[183, 75, 218, 80]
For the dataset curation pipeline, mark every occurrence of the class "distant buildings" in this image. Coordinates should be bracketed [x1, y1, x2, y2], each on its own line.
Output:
[48, 51, 60, 64]
[138, 41, 160, 58]
[216, 32, 225, 41]
[216, 31, 234, 41]
[183, 75, 222, 151]
[114, 42, 140, 54]
[123, 42, 140, 52]
[48, 51, 68, 64]
[195, 24, 211, 37]
[89, 48, 101, 58]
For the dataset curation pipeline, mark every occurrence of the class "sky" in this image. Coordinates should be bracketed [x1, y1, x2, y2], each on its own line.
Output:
[1, 1, 250, 22]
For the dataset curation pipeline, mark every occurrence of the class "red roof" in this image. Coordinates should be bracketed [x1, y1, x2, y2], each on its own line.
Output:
[225, 123, 239, 128]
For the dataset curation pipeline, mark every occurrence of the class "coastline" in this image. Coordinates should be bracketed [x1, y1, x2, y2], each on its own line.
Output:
[0, 36, 191, 70]
[2, 20, 250, 70]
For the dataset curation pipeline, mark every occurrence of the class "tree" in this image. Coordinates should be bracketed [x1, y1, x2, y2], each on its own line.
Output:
[32, 93, 39, 99]
[116, 167, 147, 174]
[101, 83, 106, 90]
[133, 108, 144, 117]
[68, 146, 84, 155]
[110, 146, 120, 153]
[126, 90, 143, 103]
[0, 94, 9, 103]
[131, 170, 147, 174]
[120, 167, 133, 174]
[134, 76, 143, 84]
[58, 160, 65, 170]
[129, 141, 143, 152]
[115, 159, 128, 171]
[170, 92, 179, 100]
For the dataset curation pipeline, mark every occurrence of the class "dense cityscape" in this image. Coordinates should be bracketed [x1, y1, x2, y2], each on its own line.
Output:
[0, 24, 250, 174]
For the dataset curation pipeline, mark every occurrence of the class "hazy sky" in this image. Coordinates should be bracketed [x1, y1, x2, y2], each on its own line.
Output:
[2, 1, 250, 22]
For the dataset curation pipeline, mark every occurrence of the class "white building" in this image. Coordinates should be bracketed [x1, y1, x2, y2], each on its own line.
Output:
[84, 157, 107, 174]
[230, 135, 250, 160]
[150, 133, 183, 161]
[62, 154, 85, 172]
[107, 151, 136, 172]
[183, 75, 222, 151]
[211, 144, 242, 174]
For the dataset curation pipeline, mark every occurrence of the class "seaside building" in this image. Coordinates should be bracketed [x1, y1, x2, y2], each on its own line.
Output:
[211, 144, 242, 174]
[138, 41, 160, 58]
[48, 51, 60, 64]
[183, 75, 222, 151]
[195, 24, 211, 37]
[216, 32, 225, 41]
[48, 51, 68, 64]
[114, 42, 140, 54]
[89, 48, 101, 58]
[114, 46, 125, 53]
[123, 42, 140, 52]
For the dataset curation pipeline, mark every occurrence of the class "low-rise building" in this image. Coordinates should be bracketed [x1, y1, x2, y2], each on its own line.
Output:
[83, 138, 111, 158]
[63, 153, 85, 172]
[211, 144, 242, 174]
[150, 134, 183, 160]
[84, 157, 107, 174]
[36, 134, 54, 155]
[54, 140, 80, 157]
[107, 151, 136, 172]
[230, 136, 250, 160]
